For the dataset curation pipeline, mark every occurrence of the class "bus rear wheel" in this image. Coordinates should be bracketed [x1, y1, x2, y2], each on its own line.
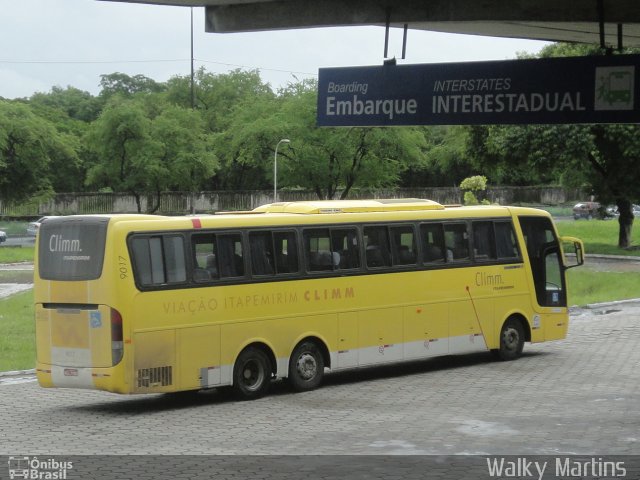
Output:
[493, 318, 525, 361]
[232, 347, 272, 400]
[288, 341, 324, 392]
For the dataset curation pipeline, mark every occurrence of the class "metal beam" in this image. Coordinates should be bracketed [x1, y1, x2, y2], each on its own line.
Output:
[100, 0, 640, 47]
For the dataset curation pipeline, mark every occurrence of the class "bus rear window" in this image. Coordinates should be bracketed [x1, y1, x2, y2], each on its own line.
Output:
[38, 217, 109, 281]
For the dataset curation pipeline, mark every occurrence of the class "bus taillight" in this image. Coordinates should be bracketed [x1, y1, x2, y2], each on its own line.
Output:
[111, 308, 124, 365]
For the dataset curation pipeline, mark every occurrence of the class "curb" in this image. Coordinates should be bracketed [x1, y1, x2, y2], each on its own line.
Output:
[585, 254, 640, 262]
[584, 297, 640, 309]
[0, 368, 35, 378]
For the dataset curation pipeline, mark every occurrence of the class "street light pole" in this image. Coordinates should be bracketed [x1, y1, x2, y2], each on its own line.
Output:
[274, 138, 290, 203]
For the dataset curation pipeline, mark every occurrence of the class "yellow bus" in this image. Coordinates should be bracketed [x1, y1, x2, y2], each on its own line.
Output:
[34, 199, 584, 400]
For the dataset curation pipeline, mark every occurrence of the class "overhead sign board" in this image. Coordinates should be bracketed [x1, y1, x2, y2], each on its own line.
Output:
[317, 55, 640, 126]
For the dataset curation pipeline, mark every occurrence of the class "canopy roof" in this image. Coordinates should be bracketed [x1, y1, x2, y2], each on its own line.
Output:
[101, 0, 640, 47]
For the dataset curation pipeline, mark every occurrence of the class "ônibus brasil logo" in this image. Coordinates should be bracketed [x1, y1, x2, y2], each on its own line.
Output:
[7, 456, 73, 479]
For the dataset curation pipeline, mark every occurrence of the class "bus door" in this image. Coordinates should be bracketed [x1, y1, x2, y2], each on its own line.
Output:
[518, 216, 568, 339]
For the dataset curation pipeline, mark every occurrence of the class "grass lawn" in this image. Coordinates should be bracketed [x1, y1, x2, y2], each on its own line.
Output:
[567, 269, 640, 306]
[556, 219, 640, 256]
[0, 290, 35, 371]
[0, 246, 35, 264]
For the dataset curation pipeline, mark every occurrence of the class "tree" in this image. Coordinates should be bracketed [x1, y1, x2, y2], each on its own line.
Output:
[30, 86, 103, 123]
[460, 175, 489, 205]
[165, 69, 275, 132]
[210, 92, 281, 191]
[86, 96, 220, 213]
[467, 43, 640, 248]
[401, 126, 473, 187]
[85, 97, 164, 212]
[0, 100, 79, 203]
[150, 106, 219, 211]
[28, 88, 97, 193]
[99, 72, 166, 99]
[587, 124, 640, 247]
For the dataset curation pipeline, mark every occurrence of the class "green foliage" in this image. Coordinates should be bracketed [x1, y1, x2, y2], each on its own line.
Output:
[84, 94, 219, 212]
[567, 270, 640, 306]
[99, 72, 166, 99]
[0, 290, 35, 371]
[30, 86, 103, 123]
[557, 220, 640, 256]
[0, 100, 79, 203]
[461, 175, 489, 205]
[85, 97, 162, 203]
[0, 247, 35, 264]
[402, 126, 473, 187]
[460, 175, 487, 191]
[152, 106, 219, 194]
[463, 191, 479, 206]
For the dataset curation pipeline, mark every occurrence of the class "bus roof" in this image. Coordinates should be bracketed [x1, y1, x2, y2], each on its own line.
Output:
[82, 200, 550, 232]
[253, 199, 445, 214]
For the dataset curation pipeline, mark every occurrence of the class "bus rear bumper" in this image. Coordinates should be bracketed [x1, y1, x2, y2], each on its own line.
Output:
[36, 363, 129, 393]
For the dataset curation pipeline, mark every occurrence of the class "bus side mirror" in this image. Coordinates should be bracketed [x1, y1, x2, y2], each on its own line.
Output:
[561, 236, 584, 269]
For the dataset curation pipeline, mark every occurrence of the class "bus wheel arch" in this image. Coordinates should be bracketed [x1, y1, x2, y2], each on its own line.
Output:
[232, 343, 275, 400]
[492, 315, 528, 361]
[288, 337, 328, 392]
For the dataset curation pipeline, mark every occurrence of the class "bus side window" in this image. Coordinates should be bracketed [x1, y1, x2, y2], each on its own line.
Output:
[364, 226, 391, 268]
[273, 230, 299, 274]
[219, 234, 244, 278]
[495, 221, 520, 259]
[131, 235, 187, 287]
[420, 223, 445, 264]
[444, 223, 469, 262]
[192, 234, 218, 282]
[472, 221, 496, 261]
[331, 228, 360, 270]
[390, 225, 416, 265]
[249, 232, 274, 276]
[304, 229, 333, 272]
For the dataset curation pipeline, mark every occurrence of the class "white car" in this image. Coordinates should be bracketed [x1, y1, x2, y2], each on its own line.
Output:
[0, 230, 6, 244]
[26, 216, 56, 236]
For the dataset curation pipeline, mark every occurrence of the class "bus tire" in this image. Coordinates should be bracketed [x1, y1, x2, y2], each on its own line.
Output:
[232, 347, 272, 400]
[494, 318, 525, 361]
[288, 341, 324, 392]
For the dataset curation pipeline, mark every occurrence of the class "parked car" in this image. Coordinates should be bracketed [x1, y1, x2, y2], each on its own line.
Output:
[0, 230, 6, 244]
[602, 204, 640, 218]
[26, 216, 56, 236]
[573, 202, 601, 220]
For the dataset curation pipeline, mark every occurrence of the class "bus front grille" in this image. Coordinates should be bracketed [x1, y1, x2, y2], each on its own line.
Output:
[137, 366, 173, 388]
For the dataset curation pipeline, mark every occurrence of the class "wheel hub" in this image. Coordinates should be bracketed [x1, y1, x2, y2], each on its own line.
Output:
[242, 360, 263, 390]
[504, 328, 519, 352]
[296, 353, 317, 380]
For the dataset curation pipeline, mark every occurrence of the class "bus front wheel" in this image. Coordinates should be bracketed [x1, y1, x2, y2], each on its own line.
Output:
[288, 341, 324, 392]
[493, 318, 525, 361]
[232, 347, 272, 400]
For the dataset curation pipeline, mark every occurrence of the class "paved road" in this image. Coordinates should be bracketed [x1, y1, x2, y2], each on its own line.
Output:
[1, 235, 34, 248]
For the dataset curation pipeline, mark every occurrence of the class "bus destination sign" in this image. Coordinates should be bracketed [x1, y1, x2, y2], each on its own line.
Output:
[317, 55, 640, 126]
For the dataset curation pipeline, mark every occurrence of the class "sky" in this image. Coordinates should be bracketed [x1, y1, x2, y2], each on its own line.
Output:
[0, 0, 550, 99]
